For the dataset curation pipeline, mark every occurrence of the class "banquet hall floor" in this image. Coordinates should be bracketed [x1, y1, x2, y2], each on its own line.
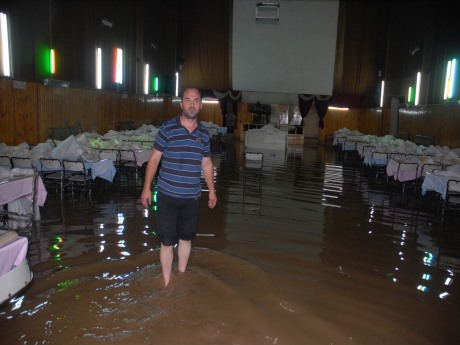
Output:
[1, 138, 460, 345]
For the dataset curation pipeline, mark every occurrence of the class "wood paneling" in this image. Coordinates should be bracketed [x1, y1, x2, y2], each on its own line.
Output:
[399, 105, 460, 148]
[321, 109, 361, 140]
[1, 77, 459, 149]
[0, 78, 15, 144]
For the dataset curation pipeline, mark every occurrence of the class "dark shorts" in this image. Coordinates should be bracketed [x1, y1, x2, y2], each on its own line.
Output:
[156, 192, 200, 246]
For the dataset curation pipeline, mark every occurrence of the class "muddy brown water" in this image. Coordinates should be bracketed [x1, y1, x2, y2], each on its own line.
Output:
[1, 140, 459, 344]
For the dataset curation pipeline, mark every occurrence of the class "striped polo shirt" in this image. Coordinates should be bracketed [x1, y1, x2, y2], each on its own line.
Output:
[154, 115, 211, 198]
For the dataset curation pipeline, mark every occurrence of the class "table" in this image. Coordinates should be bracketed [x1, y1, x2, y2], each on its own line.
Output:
[0, 172, 47, 229]
[421, 170, 460, 199]
[0, 173, 47, 207]
[386, 158, 419, 182]
[36, 159, 117, 183]
[0, 232, 28, 276]
[88, 159, 117, 182]
[134, 149, 152, 167]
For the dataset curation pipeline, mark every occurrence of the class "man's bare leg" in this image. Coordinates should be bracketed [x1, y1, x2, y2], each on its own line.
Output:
[177, 239, 191, 273]
[160, 243, 174, 286]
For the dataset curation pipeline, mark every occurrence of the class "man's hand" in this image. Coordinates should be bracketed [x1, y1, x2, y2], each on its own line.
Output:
[141, 188, 152, 208]
[208, 190, 217, 209]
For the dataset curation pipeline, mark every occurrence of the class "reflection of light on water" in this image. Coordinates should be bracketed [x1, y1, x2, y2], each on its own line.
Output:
[23, 301, 49, 316]
[10, 295, 25, 311]
[322, 164, 344, 208]
[56, 278, 80, 293]
[116, 225, 124, 235]
[439, 292, 449, 299]
[117, 213, 124, 224]
[423, 252, 434, 266]
[117, 240, 125, 248]
[99, 272, 132, 280]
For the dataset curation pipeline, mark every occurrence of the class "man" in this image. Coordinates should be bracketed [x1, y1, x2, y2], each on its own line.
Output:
[140, 88, 217, 287]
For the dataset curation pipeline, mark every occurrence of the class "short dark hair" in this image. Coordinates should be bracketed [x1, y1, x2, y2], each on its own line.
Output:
[181, 88, 202, 100]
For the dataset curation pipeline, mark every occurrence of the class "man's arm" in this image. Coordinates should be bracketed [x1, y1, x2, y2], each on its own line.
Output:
[202, 156, 217, 209]
[140, 148, 163, 208]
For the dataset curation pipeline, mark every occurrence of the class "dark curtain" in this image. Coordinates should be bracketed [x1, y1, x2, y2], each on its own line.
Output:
[298, 94, 331, 129]
[214, 90, 241, 126]
[314, 96, 331, 129]
[298, 95, 314, 126]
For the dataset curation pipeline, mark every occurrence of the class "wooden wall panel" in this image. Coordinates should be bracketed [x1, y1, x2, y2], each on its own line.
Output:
[2, 77, 459, 148]
[321, 109, 362, 139]
[235, 103, 255, 137]
[37, 87, 65, 143]
[399, 105, 460, 148]
[0, 79, 14, 145]
[13, 82, 38, 144]
[200, 103, 223, 126]
[359, 108, 383, 136]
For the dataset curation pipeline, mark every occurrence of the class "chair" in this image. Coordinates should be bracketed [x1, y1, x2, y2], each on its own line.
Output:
[370, 152, 388, 181]
[441, 179, 460, 225]
[11, 157, 33, 169]
[99, 149, 120, 185]
[62, 160, 92, 196]
[243, 152, 264, 194]
[118, 149, 139, 187]
[419, 163, 443, 185]
[394, 162, 419, 197]
[360, 145, 375, 175]
[414, 135, 436, 147]
[39, 158, 70, 197]
[99, 149, 120, 166]
[0, 156, 12, 168]
[395, 132, 411, 141]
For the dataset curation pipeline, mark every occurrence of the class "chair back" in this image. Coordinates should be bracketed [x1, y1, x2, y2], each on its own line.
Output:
[0, 156, 11, 168]
[40, 158, 63, 171]
[119, 149, 136, 162]
[421, 163, 443, 178]
[360, 145, 375, 157]
[11, 157, 33, 169]
[63, 160, 85, 173]
[447, 179, 460, 195]
[371, 152, 388, 166]
[396, 162, 418, 181]
[99, 149, 119, 163]
[244, 152, 264, 170]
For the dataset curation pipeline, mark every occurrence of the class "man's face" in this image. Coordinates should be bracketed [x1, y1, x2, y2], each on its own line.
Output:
[181, 89, 202, 120]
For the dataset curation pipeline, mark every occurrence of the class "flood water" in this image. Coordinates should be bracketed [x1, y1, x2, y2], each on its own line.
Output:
[1, 139, 460, 344]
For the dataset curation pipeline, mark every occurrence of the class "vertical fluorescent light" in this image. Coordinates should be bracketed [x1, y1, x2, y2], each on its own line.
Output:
[407, 86, 413, 103]
[449, 59, 456, 99]
[380, 80, 385, 107]
[114, 48, 123, 84]
[415, 72, 421, 105]
[154, 77, 159, 92]
[50, 49, 55, 74]
[443, 59, 456, 100]
[175, 71, 179, 97]
[96, 47, 102, 89]
[0, 12, 11, 77]
[144, 64, 149, 94]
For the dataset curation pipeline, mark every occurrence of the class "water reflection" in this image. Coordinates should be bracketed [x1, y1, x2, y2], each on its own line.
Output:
[1, 140, 459, 344]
